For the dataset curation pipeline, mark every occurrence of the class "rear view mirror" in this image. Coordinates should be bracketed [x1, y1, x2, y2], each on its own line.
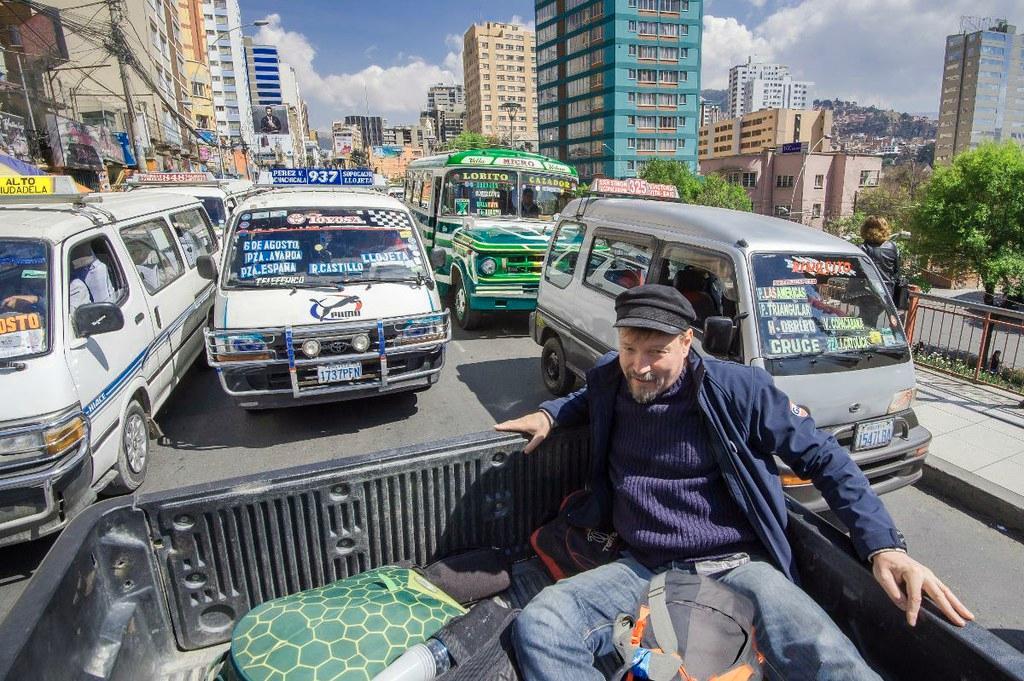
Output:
[429, 249, 447, 270]
[196, 255, 218, 282]
[702, 316, 734, 356]
[895, 285, 911, 311]
[74, 303, 124, 338]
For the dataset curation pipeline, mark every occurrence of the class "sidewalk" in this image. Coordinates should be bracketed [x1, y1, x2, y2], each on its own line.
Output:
[913, 367, 1024, 532]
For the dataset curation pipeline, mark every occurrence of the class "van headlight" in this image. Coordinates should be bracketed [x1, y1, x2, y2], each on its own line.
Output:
[887, 388, 916, 414]
[478, 257, 497, 276]
[0, 412, 87, 466]
[351, 334, 371, 353]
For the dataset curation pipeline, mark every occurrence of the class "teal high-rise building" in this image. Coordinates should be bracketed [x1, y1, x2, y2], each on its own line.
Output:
[535, 0, 703, 180]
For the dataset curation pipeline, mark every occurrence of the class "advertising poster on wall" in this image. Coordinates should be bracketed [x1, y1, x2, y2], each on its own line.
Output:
[253, 105, 290, 135]
[0, 113, 30, 161]
[46, 114, 126, 170]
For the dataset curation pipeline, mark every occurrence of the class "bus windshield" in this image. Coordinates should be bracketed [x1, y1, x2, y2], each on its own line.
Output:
[440, 169, 577, 220]
[225, 207, 427, 289]
[519, 173, 576, 220]
[441, 169, 517, 218]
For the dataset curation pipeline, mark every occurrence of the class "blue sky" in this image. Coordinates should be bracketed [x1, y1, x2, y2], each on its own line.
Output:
[242, 0, 1021, 130]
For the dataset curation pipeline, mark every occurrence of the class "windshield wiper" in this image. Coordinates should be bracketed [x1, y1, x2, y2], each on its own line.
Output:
[364, 272, 434, 289]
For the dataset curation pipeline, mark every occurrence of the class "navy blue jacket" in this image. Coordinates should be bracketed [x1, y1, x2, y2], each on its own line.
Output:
[539, 350, 905, 582]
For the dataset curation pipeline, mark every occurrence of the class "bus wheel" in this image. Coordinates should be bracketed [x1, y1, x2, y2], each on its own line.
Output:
[452, 272, 483, 331]
[541, 336, 575, 396]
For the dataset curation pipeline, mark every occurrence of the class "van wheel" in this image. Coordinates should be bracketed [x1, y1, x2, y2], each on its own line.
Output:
[542, 336, 575, 396]
[452, 273, 483, 331]
[106, 400, 149, 494]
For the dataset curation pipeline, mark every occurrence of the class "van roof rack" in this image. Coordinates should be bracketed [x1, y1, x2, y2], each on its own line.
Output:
[123, 171, 223, 187]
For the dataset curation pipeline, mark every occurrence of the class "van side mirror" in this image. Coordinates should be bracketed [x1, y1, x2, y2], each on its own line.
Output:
[196, 254, 218, 282]
[74, 303, 124, 338]
[702, 316, 734, 356]
[429, 249, 446, 270]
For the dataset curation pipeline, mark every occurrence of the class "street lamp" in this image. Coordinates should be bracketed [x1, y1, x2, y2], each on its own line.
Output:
[210, 19, 269, 44]
[789, 134, 832, 224]
[601, 143, 621, 179]
[499, 101, 522, 149]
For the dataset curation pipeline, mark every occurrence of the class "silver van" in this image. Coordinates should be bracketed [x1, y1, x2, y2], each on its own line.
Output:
[530, 198, 929, 510]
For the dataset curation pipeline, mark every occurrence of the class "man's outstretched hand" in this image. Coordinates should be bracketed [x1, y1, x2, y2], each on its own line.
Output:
[494, 411, 553, 454]
[872, 550, 974, 627]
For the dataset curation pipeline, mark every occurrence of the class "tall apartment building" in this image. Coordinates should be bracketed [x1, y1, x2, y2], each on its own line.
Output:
[935, 20, 1024, 164]
[699, 98, 721, 128]
[203, 0, 254, 156]
[344, 115, 385, 148]
[727, 57, 811, 117]
[463, 22, 538, 149]
[534, 0, 702, 179]
[425, 83, 466, 145]
[699, 108, 832, 160]
[243, 39, 284, 105]
[178, 0, 215, 135]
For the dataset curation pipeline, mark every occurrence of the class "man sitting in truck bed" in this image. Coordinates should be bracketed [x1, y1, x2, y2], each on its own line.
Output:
[497, 284, 973, 681]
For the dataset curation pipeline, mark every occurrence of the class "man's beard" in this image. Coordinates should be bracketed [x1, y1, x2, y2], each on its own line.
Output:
[626, 371, 667, 404]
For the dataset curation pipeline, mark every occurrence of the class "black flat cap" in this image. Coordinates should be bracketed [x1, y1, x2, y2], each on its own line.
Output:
[614, 284, 696, 335]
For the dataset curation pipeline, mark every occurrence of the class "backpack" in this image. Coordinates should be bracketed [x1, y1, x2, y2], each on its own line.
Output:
[612, 570, 764, 681]
[222, 566, 466, 681]
[530, 489, 623, 581]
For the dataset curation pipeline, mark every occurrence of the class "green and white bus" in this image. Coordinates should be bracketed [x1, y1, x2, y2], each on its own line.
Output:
[404, 148, 579, 329]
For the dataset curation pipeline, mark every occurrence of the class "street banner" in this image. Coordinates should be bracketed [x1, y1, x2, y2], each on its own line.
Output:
[46, 114, 126, 170]
[0, 113, 30, 161]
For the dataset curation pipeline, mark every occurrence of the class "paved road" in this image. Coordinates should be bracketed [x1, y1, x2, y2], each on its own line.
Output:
[1, 313, 1022, 654]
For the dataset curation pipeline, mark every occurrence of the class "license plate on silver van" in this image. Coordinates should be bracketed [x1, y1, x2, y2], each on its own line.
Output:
[854, 418, 895, 451]
[316, 362, 362, 384]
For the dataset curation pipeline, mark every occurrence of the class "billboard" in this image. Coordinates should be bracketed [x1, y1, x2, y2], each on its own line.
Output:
[46, 114, 126, 170]
[253, 105, 290, 135]
[254, 132, 294, 159]
[333, 131, 355, 156]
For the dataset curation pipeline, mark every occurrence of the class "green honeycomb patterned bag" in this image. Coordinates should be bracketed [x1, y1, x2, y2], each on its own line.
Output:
[222, 566, 466, 681]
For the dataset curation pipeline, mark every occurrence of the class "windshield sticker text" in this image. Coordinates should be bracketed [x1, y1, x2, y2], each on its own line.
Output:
[758, 302, 813, 317]
[766, 318, 818, 335]
[308, 262, 365, 276]
[362, 252, 410, 263]
[769, 337, 823, 355]
[757, 286, 809, 301]
[827, 335, 873, 352]
[772, 278, 817, 287]
[820, 316, 865, 331]
[239, 262, 298, 279]
[256, 276, 305, 286]
[0, 313, 42, 334]
[785, 257, 855, 277]
[286, 213, 365, 226]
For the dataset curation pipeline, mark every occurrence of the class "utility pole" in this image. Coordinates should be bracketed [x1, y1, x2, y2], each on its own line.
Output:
[107, 0, 144, 167]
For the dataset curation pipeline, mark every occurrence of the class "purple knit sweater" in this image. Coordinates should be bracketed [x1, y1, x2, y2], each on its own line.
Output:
[609, 369, 759, 567]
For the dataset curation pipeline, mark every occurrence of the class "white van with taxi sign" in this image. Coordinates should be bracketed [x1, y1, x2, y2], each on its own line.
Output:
[0, 177, 219, 545]
[123, 171, 256, 232]
[532, 190, 930, 511]
[199, 177, 450, 410]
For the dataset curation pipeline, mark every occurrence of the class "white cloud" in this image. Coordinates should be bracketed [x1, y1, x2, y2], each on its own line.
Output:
[700, 15, 774, 89]
[508, 14, 537, 32]
[253, 14, 461, 128]
[702, 0, 1020, 112]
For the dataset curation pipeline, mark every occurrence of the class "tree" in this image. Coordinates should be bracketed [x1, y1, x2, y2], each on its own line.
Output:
[913, 142, 1024, 298]
[639, 159, 752, 211]
[348, 149, 368, 168]
[443, 131, 502, 151]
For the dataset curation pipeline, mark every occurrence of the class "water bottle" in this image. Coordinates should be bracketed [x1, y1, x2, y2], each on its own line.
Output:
[371, 636, 451, 681]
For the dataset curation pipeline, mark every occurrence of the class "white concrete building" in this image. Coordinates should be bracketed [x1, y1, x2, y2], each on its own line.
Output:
[728, 56, 812, 117]
[203, 0, 253, 159]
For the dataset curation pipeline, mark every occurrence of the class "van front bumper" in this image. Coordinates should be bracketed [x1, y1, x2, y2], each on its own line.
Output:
[468, 285, 538, 312]
[782, 411, 931, 512]
[206, 312, 450, 409]
[0, 437, 95, 547]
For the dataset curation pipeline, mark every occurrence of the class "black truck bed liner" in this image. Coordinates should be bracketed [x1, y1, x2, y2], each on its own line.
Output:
[0, 429, 1022, 680]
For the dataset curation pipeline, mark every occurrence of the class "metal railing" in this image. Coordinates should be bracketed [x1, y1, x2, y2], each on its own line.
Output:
[905, 291, 1024, 395]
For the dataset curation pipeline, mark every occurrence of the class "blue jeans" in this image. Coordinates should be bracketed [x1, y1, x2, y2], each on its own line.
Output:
[514, 555, 882, 681]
